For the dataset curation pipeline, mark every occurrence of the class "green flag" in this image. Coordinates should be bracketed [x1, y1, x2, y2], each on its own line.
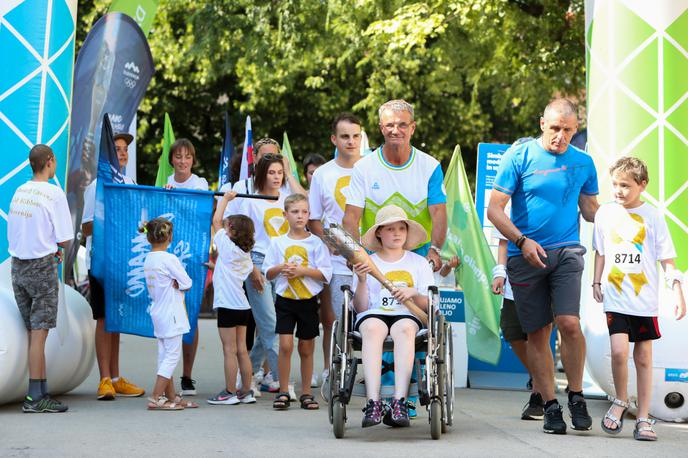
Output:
[282, 132, 300, 183]
[155, 113, 175, 187]
[443, 145, 502, 365]
[109, 0, 159, 36]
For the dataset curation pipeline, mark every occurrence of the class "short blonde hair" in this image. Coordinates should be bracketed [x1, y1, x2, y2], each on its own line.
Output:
[284, 193, 308, 211]
[609, 156, 649, 184]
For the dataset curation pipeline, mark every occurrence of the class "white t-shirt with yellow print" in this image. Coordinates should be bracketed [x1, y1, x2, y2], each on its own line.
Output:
[231, 192, 288, 255]
[352, 251, 434, 322]
[308, 160, 355, 275]
[262, 233, 333, 299]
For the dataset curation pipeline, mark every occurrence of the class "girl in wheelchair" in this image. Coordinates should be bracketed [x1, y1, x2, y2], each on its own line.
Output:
[352, 205, 434, 428]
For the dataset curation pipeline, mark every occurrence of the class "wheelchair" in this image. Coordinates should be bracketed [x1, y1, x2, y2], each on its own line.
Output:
[324, 285, 454, 439]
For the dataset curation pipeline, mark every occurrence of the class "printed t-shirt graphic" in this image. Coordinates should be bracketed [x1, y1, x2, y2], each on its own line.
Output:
[593, 202, 676, 316]
[352, 251, 434, 321]
[231, 192, 288, 255]
[309, 160, 355, 274]
[347, 147, 446, 251]
[262, 233, 333, 300]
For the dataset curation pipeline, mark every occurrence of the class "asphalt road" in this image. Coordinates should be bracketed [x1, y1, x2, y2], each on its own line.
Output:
[2, 319, 687, 457]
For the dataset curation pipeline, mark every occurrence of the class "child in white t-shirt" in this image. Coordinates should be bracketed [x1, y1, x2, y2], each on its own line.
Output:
[207, 191, 257, 406]
[593, 157, 685, 440]
[263, 194, 332, 410]
[352, 204, 433, 429]
[9, 144, 73, 413]
[142, 217, 198, 411]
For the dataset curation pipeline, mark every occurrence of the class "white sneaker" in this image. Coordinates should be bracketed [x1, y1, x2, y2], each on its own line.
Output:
[310, 373, 319, 388]
[288, 383, 297, 401]
[249, 379, 262, 398]
[254, 368, 265, 385]
[238, 390, 257, 404]
[261, 372, 280, 392]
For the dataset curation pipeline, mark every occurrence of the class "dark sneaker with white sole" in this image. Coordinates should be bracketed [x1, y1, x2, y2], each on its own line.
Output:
[521, 392, 544, 420]
[22, 396, 68, 413]
[362, 399, 384, 428]
[568, 394, 593, 431]
[180, 377, 197, 396]
[543, 402, 567, 434]
[383, 397, 410, 427]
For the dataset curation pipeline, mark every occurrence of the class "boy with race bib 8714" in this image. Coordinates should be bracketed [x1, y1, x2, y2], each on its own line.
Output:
[593, 156, 685, 441]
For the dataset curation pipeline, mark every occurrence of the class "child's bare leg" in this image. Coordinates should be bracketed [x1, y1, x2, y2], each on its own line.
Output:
[389, 320, 418, 399]
[604, 333, 629, 430]
[360, 319, 387, 400]
[278, 334, 294, 393]
[219, 327, 239, 392]
[236, 326, 253, 392]
[298, 338, 315, 396]
[634, 340, 656, 439]
[152, 375, 170, 399]
[164, 377, 178, 400]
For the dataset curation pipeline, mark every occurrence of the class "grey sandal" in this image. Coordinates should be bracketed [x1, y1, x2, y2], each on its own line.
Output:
[601, 397, 629, 435]
[634, 417, 657, 441]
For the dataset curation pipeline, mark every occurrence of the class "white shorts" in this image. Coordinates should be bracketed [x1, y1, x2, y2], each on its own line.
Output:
[157, 335, 183, 379]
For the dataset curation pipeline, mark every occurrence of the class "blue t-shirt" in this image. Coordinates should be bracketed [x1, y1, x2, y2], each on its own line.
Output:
[493, 138, 598, 256]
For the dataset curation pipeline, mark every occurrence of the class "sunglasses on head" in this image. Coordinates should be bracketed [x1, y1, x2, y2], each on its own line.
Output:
[262, 153, 284, 160]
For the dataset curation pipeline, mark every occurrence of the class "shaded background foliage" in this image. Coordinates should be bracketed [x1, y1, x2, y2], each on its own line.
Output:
[76, 0, 585, 186]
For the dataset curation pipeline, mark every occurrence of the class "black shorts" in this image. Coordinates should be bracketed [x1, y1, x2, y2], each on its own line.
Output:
[217, 308, 251, 328]
[500, 298, 527, 342]
[275, 295, 320, 339]
[354, 313, 423, 333]
[88, 272, 105, 320]
[607, 312, 660, 342]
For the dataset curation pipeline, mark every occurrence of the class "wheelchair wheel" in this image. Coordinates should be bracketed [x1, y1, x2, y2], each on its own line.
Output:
[326, 320, 341, 406]
[332, 398, 346, 439]
[443, 322, 454, 431]
[429, 400, 442, 440]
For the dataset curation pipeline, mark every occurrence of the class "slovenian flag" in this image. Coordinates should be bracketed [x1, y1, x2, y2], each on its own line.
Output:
[239, 115, 253, 180]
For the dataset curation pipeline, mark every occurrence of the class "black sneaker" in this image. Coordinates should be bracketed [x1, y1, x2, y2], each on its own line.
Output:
[568, 394, 593, 431]
[383, 397, 410, 427]
[362, 399, 384, 428]
[180, 377, 197, 396]
[521, 392, 544, 420]
[543, 402, 567, 434]
[22, 396, 68, 413]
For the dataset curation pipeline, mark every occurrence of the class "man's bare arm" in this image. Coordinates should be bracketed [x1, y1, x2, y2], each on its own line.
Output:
[342, 204, 363, 241]
[578, 194, 600, 223]
[487, 189, 520, 242]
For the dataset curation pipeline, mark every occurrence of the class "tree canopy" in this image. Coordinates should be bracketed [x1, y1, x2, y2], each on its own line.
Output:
[76, 0, 585, 185]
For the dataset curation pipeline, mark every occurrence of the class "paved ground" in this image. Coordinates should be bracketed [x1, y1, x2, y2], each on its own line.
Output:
[2, 319, 688, 457]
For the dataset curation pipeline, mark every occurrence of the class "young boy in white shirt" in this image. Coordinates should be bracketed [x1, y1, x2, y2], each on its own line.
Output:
[593, 156, 686, 441]
[8, 144, 73, 413]
[263, 193, 332, 410]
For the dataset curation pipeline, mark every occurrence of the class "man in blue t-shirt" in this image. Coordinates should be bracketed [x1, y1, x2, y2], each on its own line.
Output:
[487, 98, 599, 435]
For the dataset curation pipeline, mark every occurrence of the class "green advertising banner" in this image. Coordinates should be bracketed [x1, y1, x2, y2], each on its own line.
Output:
[109, 0, 159, 35]
[586, 0, 688, 271]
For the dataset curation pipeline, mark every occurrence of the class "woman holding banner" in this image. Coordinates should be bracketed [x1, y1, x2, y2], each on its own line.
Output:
[229, 154, 289, 394]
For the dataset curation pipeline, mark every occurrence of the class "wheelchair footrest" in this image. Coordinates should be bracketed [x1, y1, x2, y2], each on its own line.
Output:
[352, 381, 420, 398]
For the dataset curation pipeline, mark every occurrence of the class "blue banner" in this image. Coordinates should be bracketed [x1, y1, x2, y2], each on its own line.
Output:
[218, 111, 234, 188]
[63, 12, 154, 282]
[103, 183, 212, 342]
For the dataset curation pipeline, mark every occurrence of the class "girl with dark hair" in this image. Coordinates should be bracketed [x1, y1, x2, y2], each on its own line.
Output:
[207, 192, 258, 405]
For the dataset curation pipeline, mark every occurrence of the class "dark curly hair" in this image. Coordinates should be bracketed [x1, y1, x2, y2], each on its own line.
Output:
[139, 217, 174, 245]
[224, 215, 255, 253]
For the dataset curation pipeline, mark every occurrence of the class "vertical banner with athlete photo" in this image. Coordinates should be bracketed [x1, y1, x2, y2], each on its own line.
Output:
[63, 12, 154, 283]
